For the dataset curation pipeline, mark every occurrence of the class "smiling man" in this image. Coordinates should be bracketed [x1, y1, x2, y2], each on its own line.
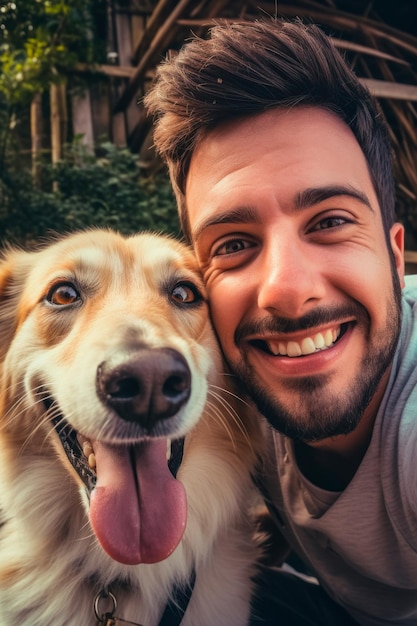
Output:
[146, 19, 417, 626]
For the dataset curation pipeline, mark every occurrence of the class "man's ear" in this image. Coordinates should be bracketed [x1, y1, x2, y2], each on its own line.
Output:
[390, 222, 405, 288]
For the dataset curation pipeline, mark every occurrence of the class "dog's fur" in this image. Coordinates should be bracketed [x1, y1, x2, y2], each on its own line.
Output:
[0, 230, 263, 626]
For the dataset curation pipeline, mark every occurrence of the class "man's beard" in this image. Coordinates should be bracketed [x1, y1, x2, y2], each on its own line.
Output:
[231, 270, 402, 442]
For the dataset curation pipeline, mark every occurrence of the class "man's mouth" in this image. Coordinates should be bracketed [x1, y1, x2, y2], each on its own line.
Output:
[251, 323, 348, 357]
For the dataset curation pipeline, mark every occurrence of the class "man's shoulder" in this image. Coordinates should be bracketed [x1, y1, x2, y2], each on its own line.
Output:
[404, 274, 417, 297]
[401, 275, 417, 327]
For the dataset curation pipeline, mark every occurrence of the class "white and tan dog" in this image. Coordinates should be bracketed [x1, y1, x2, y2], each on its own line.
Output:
[0, 229, 263, 626]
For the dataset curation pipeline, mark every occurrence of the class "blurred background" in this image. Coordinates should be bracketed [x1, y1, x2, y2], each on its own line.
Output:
[1, 0, 416, 271]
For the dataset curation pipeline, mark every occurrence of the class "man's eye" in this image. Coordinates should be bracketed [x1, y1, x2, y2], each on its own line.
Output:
[314, 217, 347, 230]
[46, 283, 81, 306]
[170, 282, 202, 305]
[214, 238, 254, 256]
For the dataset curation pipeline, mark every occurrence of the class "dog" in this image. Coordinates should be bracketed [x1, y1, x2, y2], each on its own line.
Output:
[0, 229, 264, 626]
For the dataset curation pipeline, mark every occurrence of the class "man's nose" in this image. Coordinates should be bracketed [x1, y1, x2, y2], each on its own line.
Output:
[256, 239, 326, 318]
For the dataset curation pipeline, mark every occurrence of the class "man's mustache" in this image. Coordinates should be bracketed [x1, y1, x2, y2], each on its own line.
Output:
[234, 303, 369, 344]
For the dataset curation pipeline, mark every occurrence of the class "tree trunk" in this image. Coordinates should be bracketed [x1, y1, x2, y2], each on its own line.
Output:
[50, 83, 61, 166]
[50, 81, 67, 164]
[50, 81, 67, 191]
[30, 92, 43, 186]
[71, 87, 94, 151]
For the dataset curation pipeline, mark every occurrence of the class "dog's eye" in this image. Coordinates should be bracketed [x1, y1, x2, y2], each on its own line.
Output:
[170, 282, 201, 305]
[47, 283, 80, 306]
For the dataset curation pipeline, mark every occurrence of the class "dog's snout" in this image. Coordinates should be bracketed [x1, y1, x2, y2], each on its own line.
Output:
[96, 348, 191, 428]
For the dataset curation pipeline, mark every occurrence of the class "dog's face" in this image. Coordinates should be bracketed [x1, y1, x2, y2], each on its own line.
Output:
[0, 230, 224, 566]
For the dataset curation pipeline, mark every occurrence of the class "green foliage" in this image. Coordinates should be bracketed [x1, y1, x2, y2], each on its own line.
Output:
[0, 0, 107, 171]
[0, 142, 180, 246]
[0, 3, 179, 246]
[0, 0, 104, 101]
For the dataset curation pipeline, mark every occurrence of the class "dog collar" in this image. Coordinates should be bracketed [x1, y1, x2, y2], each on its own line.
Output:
[95, 571, 196, 625]
[158, 569, 196, 626]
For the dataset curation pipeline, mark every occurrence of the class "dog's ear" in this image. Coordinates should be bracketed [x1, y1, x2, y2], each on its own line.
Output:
[0, 248, 33, 361]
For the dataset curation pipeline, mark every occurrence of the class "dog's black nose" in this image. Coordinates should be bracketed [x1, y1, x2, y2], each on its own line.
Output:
[97, 348, 191, 428]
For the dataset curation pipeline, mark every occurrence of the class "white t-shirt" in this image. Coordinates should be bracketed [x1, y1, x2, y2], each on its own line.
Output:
[260, 276, 417, 625]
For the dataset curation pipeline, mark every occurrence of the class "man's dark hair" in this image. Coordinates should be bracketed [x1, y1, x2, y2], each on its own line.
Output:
[145, 19, 395, 243]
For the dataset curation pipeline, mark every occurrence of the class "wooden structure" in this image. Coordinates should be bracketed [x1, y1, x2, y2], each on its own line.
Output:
[68, 0, 417, 255]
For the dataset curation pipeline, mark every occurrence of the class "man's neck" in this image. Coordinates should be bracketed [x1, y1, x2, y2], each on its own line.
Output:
[294, 368, 390, 491]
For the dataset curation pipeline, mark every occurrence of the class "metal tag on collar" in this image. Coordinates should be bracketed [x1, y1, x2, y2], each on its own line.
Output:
[101, 617, 144, 626]
[94, 590, 143, 626]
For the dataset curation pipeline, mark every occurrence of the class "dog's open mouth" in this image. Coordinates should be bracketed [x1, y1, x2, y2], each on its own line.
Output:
[50, 413, 184, 492]
[50, 413, 98, 493]
[48, 403, 187, 566]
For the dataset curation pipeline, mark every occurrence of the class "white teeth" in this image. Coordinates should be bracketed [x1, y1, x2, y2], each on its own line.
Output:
[324, 329, 334, 346]
[313, 332, 325, 349]
[80, 438, 96, 469]
[82, 441, 93, 458]
[265, 326, 342, 358]
[287, 341, 302, 357]
[266, 341, 282, 355]
[279, 342, 287, 355]
[300, 337, 316, 355]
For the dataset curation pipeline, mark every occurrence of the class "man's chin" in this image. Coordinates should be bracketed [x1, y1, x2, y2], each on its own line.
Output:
[251, 388, 361, 441]
[231, 361, 373, 441]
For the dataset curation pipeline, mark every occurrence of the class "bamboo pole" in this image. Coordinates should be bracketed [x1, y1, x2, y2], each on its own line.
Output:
[30, 92, 43, 186]
[50, 83, 62, 165]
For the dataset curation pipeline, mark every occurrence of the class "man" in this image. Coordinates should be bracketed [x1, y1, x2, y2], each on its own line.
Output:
[145, 19, 417, 625]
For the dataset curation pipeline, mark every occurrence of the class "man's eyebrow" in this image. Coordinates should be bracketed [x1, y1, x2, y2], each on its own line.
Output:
[192, 185, 373, 242]
[192, 206, 259, 242]
[296, 185, 374, 211]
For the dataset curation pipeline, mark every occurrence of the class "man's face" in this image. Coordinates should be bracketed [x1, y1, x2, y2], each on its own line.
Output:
[185, 107, 405, 442]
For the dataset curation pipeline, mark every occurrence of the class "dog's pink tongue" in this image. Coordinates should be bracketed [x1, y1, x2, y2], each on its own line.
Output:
[89, 440, 187, 565]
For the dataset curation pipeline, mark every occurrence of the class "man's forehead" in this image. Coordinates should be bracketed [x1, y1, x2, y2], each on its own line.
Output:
[186, 106, 376, 237]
